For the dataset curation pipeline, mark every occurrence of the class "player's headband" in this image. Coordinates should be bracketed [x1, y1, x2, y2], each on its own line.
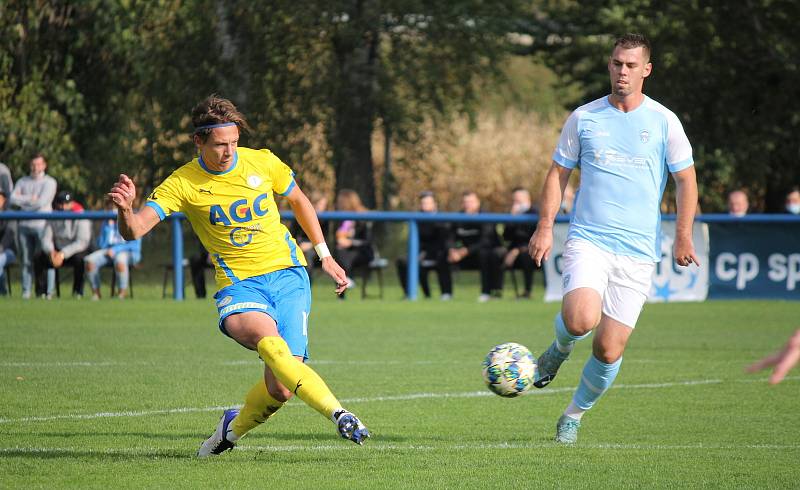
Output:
[193, 122, 238, 132]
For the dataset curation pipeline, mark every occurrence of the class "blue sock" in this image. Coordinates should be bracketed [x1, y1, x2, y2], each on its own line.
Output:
[573, 355, 622, 411]
[554, 312, 590, 353]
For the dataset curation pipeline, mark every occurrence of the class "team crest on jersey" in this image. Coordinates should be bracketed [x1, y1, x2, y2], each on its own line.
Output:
[639, 129, 650, 143]
[247, 175, 263, 188]
[216, 295, 233, 307]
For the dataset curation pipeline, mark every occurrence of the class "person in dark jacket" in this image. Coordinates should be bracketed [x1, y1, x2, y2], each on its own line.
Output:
[447, 191, 504, 302]
[396, 191, 453, 300]
[502, 187, 539, 298]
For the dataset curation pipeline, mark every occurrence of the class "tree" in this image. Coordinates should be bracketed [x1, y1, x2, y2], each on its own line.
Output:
[517, 0, 800, 212]
[227, 0, 524, 208]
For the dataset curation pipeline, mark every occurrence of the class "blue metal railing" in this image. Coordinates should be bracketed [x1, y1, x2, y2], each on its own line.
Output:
[2, 210, 799, 300]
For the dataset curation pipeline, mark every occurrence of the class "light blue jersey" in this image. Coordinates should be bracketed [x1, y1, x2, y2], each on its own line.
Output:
[553, 95, 693, 261]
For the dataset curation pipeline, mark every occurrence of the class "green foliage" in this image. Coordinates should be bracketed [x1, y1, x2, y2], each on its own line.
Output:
[227, 0, 526, 207]
[521, 0, 800, 212]
[1, 0, 526, 208]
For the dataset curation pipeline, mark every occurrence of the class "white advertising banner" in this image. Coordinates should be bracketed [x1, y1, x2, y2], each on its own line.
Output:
[543, 221, 709, 303]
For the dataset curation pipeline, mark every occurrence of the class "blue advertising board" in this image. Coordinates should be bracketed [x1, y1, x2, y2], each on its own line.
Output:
[708, 222, 800, 299]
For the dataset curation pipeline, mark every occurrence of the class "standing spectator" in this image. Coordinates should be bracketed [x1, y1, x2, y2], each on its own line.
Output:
[396, 191, 453, 300]
[447, 191, 504, 302]
[727, 189, 749, 217]
[8, 153, 58, 299]
[0, 161, 13, 201]
[785, 187, 800, 215]
[333, 189, 374, 297]
[0, 190, 17, 296]
[84, 216, 142, 299]
[35, 191, 91, 298]
[502, 187, 538, 299]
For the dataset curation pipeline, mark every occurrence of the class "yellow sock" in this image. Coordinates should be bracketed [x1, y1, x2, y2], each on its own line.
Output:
[256, 337, 341, 419]
[230, 379, 285, 439]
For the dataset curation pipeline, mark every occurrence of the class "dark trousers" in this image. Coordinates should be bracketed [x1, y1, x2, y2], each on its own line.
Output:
[34, 250, 88, 296]
[396, 255, 453, 298]
[334, 246, 372, 277]
[508, 248, 537, 293]
[458, 247, 504, 295]
[190, 252, 210, 298]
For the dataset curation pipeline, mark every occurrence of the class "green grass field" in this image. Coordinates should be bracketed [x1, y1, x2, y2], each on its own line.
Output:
[2, 283, 799, 489]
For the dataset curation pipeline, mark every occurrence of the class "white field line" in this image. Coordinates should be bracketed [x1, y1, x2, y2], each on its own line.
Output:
[0, 358, 735, 368]
[2, 442, 799, 455]
[1, 376, 796, 425]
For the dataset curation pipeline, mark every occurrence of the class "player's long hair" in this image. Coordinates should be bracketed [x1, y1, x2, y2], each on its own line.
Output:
[191, 95, 252, 142]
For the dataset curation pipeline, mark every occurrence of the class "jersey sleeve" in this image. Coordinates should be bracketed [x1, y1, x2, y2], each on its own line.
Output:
[145, 172, 185, 221]
[665, 112, 693, 173]
[261, 149, 296, 196]
[552, 110, 581, 169]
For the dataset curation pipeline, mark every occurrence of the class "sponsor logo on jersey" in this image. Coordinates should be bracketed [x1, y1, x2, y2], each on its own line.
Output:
[247, 175, 263, 188]
[208, 193, 270, 225]
[216, 295, 233, 307]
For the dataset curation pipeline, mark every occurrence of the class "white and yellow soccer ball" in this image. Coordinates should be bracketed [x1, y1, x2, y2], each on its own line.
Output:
[481, 342, 537, 397]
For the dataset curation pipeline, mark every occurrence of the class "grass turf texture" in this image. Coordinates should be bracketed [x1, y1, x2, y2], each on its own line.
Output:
[1, 285, 799, 489]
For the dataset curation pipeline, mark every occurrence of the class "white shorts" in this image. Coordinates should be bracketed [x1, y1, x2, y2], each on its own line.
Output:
[561, 239, 655, 328]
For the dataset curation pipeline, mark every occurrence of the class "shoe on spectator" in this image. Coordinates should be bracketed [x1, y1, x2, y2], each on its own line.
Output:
[440, 293, 452, 301]
[477, 294, 491, 303]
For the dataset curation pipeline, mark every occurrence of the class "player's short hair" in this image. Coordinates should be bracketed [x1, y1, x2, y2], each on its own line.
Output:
[191, 95, 252, 142]
[613, 33, 651, 61]
[31, 152, 47, 163]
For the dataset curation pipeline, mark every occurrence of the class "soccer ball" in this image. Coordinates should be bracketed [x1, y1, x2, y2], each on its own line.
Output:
[482, 342, 537, 397]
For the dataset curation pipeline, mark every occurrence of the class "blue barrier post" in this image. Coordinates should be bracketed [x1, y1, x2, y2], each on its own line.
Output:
[171, 216, 184, 300]
[407, 219, 419, 300]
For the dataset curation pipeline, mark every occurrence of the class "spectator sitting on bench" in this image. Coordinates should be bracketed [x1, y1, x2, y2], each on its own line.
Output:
[189, 241, 212, 298]
[0, 190, 18, 296]
[333, 189, 373, 298]
[396, 190, 453, 300]
[35, 191, 91, 298]
[447, 190, 504, 303]
[84, 212, 142, 300]
[501, 187, 539, 299]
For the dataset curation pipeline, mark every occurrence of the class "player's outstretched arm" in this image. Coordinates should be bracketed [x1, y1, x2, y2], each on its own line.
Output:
[746, 329, 800, 384]
[672, 166, 700, 267]
[108, 174, 160, 240]
[285, 185, 348, 295]
[529, 162, 571, 267]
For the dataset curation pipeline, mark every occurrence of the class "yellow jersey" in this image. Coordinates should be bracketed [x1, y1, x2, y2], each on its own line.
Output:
[146, 147, 307, 290]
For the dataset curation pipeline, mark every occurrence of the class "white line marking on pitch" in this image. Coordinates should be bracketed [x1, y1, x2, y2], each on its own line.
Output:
[2, 376, 794, 425]
[2, 442, 799, 455]
[0, 358, 687, 368]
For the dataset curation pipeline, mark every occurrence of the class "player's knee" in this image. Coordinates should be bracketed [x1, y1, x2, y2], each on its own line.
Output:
[563, 310, 598, 336]
[592, 340, 624, 363]
[267, 384, 294, 403]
